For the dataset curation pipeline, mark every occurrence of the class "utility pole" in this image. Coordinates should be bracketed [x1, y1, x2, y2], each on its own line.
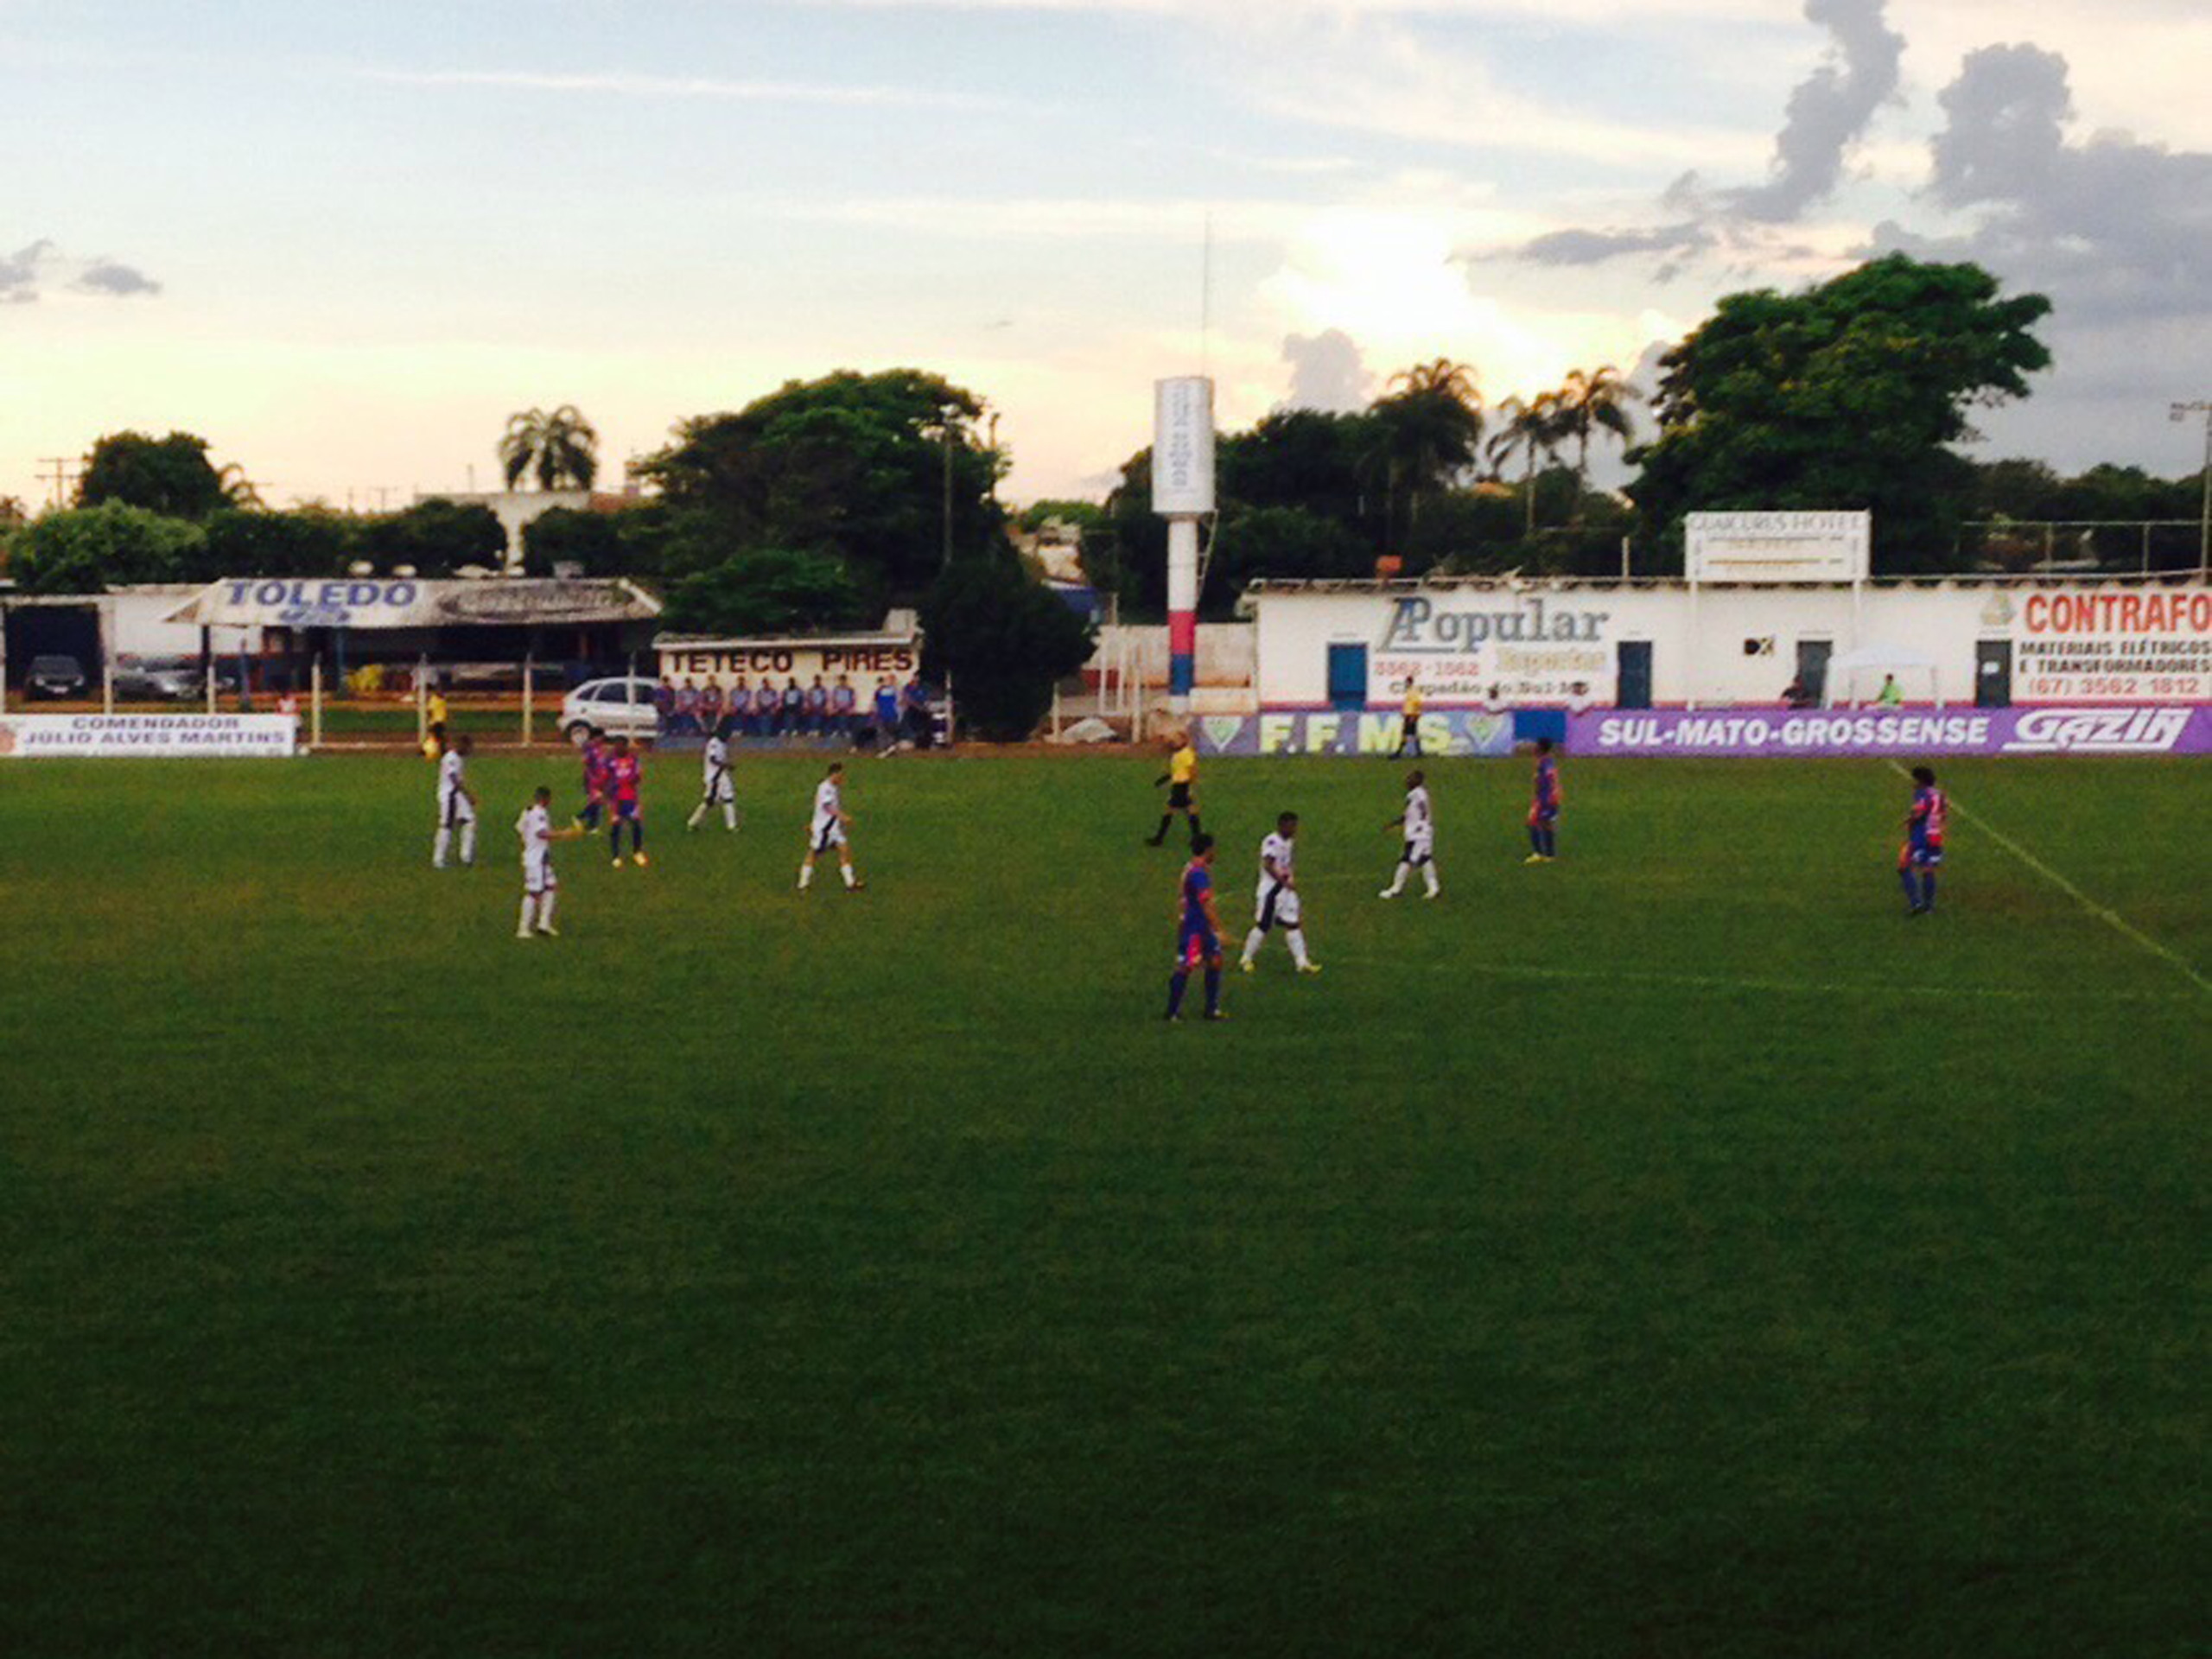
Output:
[2171, 401, 2212, 580]
[37, 457, 79, 509]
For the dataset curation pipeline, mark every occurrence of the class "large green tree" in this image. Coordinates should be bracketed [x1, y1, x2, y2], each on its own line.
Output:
[9, 503, 206, 593]
[664, 548, 868, 637]
[356, 499, 507, 578]
[641, 370, 1000, 602]
[921, 550, 1095, 741]
[77, 431, 231, 520]
[1366, 359, 1484, 543]
[1630, 255, 2052, 569]
[197, 508, 355, 582]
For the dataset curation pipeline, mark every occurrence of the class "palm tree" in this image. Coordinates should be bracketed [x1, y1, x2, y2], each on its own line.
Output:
[499, 405, 600, 491]
[218, 463, 264, 510]
[1489, 392, 1567, 534]
[1366, 359, 1484, 541]
[1554, 365, 1643, 492]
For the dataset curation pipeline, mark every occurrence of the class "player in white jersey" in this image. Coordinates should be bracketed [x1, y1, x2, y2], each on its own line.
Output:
[515, 785, 583, 938]
[432, 734, 478, 868]
[686, 728, 739, 832]
[798, 760, 865, 892]
[1240, 812, 1320, 975]
[1380, 769, 1440, 899]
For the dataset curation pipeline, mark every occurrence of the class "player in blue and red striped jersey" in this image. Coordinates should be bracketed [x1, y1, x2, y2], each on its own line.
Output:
[1525, 738, 1562, 863]
[575, 727, 611, 835]
[606, 735, 649, 868]
[1166, 833, 1228, 1023]
[1899, 766, 1948, 916]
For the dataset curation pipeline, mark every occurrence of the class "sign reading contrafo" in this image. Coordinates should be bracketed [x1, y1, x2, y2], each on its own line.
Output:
[1373, 594, 1616, 704]
[1152, 378, 1216, 516]
[2008, 588, 2212, 702]
[1687, 512, 1872, 583]
[166, 578, 663, 630]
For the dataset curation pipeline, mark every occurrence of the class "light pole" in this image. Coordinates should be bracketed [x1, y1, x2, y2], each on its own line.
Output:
[2173, 400, 2212, 580]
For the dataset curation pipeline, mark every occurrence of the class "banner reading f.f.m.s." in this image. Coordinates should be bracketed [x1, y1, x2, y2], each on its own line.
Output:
[1195, 711, 1514, 758]
[1373, 594, 1617, 706]
[1567, 706, 2211, 756]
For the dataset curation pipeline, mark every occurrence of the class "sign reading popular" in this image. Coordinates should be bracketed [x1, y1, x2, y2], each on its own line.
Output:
[1372, 594, 1616, 705]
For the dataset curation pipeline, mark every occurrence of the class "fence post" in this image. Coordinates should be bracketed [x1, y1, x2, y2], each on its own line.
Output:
[312, 656, 324, 750]
[416, 656, 428, 748]
[206, 658, 216, 715]
[104, 660, 114, 715]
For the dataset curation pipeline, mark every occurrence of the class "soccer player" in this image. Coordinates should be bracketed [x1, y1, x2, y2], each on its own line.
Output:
[1241, 812, 1320, 975]
[1147, 731, 1203, 847]
[515, 785, 584, 938]
[432, 733, 477, 868]
[1899, 765, 1948, 916]
[687, 726, 739, 832]
[1166, 832, 1228, 1022]
[1395, 678, 1425, 757]
[575, 727, 610, 835]
[606, 735, 648, 868]
[798, 760, 865, 892]
[1380, 769, 1441, 899]
[1525, 738, 1562, 863]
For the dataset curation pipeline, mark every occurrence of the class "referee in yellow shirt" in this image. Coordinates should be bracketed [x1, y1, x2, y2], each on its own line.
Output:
[1147, 732, 1203, 848]
[1395, 679, 1424, 758]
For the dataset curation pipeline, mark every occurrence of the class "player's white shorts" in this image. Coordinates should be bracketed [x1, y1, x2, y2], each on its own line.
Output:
[523, 854, 557, 895]
[440, 791, 477, 827]
[1255, 882, 1301, 931]
[1402, 832, 1434, 867]
[702, 772, 735, 805]
[810, 820, 848, 853]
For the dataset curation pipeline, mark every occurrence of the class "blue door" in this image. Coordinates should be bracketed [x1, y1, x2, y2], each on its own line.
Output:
[1616, 640, 1654, 709]
[1325, 644, 1368, 711]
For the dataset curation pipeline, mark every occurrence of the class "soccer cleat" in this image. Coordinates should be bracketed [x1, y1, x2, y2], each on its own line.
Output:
[847, 880, 867, 893]
[536, 924, 560, 938]
[1523, 853, 1548, 865]
[612, 856, 625, 868]
[1239, 958, 1256, 974]
[1202, 1009, 1230, 1021]
[1378, 888, 1400, 899]
[1422, 888, 1441, 900]
[515, 929, 533, 940]
[1297, 963, 1323, 976]
[634, 853, 650, 868]
[1163, 1012, 1181, 1023]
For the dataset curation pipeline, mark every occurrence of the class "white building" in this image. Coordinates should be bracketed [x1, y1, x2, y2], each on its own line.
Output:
[1248, 577, 2212, 711]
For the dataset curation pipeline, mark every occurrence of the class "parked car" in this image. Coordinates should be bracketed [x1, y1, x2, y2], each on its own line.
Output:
[111, 655, 205, 702]
[26, 655, 88, 700]
[560, 676, 663, 742]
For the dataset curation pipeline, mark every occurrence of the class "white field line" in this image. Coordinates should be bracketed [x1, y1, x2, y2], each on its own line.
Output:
[1885, 761, 2210, 999]
[1319, 953, 2190, 1006]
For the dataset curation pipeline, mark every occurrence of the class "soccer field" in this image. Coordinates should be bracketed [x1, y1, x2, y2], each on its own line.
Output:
[3, 751, 2205, 1656]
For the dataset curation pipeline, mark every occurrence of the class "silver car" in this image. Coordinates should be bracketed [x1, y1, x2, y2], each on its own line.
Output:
[560, 677, 662, 743]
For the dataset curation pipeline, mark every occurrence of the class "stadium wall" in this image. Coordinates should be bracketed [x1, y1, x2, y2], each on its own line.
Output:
[1250, 581, 2210, 710]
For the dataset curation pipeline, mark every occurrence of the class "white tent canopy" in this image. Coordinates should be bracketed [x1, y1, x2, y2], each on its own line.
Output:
[1824, 643, 1943, 708]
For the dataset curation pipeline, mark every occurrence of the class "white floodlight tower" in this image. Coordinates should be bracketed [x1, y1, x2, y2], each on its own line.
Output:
[1153, 377, 1216, 714]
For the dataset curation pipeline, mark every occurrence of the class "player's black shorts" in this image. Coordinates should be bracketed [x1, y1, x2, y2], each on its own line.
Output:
[1167, 783, 1193, 810]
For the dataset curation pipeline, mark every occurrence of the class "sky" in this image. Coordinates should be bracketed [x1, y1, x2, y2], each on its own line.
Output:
[3, 0, 2209, 511]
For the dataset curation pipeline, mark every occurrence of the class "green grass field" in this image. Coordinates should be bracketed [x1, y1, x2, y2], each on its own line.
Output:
[2, 751, 2205, 1656]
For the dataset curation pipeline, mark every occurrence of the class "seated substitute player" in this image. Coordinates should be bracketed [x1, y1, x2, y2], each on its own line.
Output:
[1166, 833, 1228, 1022]
[1241, 812, 1320, 975]
[515, 786, 585, 939]
[575, 727, 611, 835]
[1380, 769, 1441, 899]
[1899, 765, 1948, 917]
[1525, 737, 1562, 863]
[432, 733, 478, 868]
[687, 726, 739, 833]
[798, 760, 865, 893]
[1147, 731, 1203, 848]
[606, 735, 648, 868]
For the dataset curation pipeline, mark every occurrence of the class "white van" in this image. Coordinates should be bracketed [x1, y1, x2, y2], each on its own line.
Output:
[560, 677, 662, 742]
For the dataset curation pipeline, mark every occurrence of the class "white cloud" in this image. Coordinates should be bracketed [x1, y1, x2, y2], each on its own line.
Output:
[364, 67, 992, 111]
